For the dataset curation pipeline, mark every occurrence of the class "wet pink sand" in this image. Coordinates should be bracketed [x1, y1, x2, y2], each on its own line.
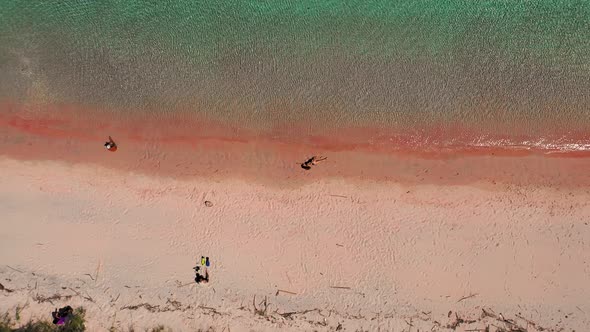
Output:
[1, 101, 590, 187]
[1, 101, 590, 331]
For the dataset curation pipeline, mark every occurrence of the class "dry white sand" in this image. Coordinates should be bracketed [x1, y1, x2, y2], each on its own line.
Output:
[1, 157, 589, 331]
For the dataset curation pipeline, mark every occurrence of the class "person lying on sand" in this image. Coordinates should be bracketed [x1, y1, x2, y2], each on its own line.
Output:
[301, 156, 327, 170]
[104, 136, 117, 151]
[194, 266, 209, 284]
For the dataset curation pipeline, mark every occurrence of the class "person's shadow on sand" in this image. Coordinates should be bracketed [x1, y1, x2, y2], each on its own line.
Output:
[301, 156, 327, 170]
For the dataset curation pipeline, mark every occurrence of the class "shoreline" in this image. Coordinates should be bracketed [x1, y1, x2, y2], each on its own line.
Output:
[2, 101, 590, 191]
[2, 100, 590, 154]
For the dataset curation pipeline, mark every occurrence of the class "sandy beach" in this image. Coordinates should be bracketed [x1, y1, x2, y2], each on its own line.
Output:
[1, 111, 589, 331]
[2, 2, 590, 330]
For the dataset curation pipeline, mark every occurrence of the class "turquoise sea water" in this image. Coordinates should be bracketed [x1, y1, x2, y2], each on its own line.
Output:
[1, 1, 589, 141]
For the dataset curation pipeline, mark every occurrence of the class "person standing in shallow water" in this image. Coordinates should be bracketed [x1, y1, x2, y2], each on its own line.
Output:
[104, 136, 117, 152]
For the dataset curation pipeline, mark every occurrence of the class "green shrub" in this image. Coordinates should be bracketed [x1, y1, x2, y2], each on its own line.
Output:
[60, 308, 85, 332]
[0, 312, 13, 332]
[15, 320, 54, 332]
[0, 307, 86, 332]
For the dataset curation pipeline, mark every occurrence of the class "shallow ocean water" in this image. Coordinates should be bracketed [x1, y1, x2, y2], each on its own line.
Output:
[0, 1, 589, 149]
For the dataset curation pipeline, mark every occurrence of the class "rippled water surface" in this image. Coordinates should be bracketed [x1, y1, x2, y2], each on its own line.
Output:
[1, 1, 589, 149]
